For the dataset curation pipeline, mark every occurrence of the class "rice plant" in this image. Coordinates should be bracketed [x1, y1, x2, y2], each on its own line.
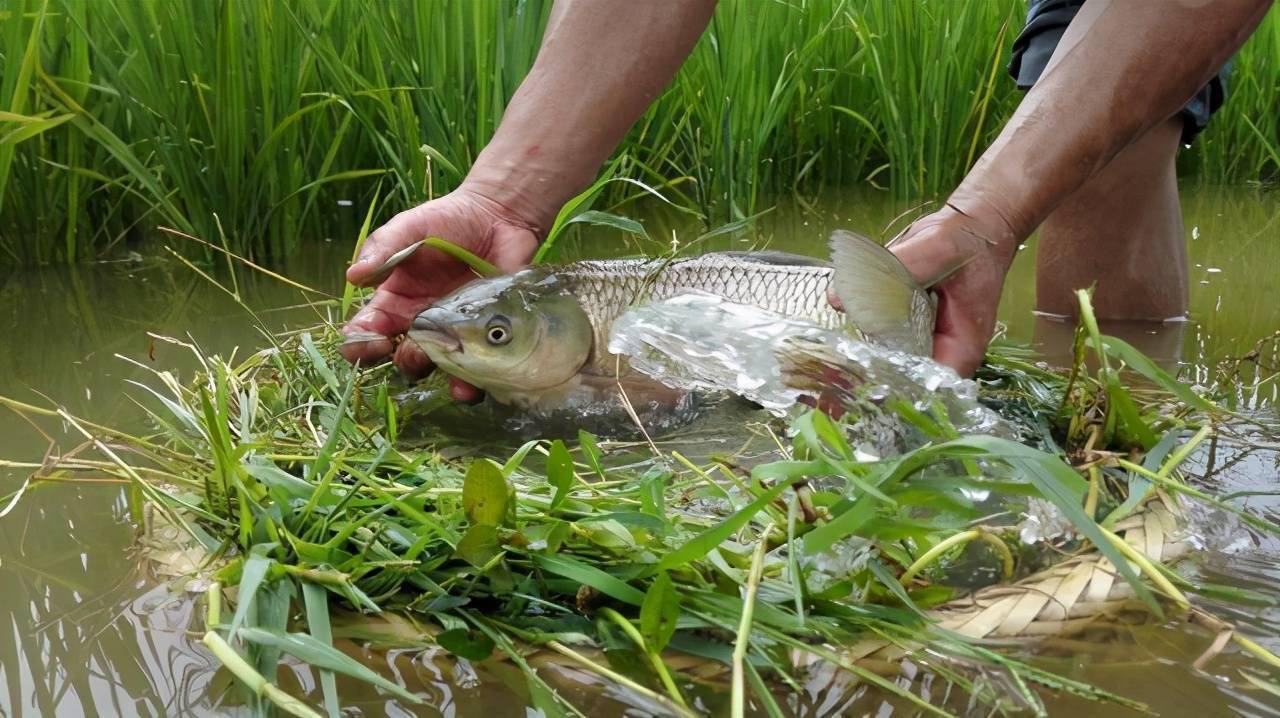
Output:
[1, 0, 1276, 264]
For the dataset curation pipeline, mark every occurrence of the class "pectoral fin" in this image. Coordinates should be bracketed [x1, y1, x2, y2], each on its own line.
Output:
[829, 230, 936, 356]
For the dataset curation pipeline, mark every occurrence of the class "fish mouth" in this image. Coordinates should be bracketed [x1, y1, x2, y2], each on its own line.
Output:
[407, 312, 462, 353]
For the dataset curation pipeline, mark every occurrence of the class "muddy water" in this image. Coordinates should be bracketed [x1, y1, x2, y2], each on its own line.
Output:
[0, 187, 1277, 716]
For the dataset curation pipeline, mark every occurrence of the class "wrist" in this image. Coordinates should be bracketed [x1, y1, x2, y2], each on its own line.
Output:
[942, 184, 1030, 266]
[457, 164, 560, 241]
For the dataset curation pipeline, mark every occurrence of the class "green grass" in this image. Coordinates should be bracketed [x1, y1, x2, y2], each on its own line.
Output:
[2, 279, 1278, 715]
[0, 0, 1277, 264]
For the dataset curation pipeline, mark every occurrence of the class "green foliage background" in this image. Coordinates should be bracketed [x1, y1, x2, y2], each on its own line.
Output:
[0, 0, 1277, 265]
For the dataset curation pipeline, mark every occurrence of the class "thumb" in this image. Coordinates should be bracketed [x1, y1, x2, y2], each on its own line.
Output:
[888, 229, 971, 288]
[347, 206, 433, 287]
[489, 223, 540, 273]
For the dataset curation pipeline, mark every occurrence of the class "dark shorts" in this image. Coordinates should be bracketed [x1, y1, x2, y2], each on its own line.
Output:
[1008, 0, 1231, 145]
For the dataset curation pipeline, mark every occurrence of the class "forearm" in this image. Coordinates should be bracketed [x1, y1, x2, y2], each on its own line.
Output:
[461, 0, 717, 233]
[951, 0, 1273, 248]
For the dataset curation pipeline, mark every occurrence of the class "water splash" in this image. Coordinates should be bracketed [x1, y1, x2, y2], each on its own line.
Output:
[608, 293, 1011, 436]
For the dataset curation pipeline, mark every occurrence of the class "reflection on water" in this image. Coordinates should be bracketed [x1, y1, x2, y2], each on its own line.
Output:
[1, 186, 1277, 716]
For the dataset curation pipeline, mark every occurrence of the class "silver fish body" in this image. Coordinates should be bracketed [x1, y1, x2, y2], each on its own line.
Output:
[407, 232, 937, 408]
[552, 252, 847, 372]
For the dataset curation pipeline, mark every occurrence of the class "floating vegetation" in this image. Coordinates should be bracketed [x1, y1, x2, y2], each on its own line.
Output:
[1, 289, 1279, 716]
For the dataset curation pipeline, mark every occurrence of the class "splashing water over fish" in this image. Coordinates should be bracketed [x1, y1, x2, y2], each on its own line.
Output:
[607, 292, 1013, 436]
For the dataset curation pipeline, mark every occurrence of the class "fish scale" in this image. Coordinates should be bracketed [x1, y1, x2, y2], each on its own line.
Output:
[556, 253, 849, 372]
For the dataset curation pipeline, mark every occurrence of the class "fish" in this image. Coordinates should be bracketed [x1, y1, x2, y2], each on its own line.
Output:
[404, 230, 938, 409]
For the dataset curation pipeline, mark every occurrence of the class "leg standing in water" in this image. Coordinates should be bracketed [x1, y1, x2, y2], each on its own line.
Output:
[888, 0, 1268, 375]
[1008, 0, 1230, 321]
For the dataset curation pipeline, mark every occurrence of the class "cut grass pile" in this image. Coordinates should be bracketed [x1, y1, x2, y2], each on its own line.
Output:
[2, 0, 1278, 264]
[2, 286, 1279, 716]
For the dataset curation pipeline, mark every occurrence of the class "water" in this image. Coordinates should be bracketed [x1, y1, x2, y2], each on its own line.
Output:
[607, 292, 1009, 433]
[1, 187, 1277, 716]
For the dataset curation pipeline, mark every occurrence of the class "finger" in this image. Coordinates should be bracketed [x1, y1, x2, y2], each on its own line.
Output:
[889, 231, 966, 287]
[449, 378, 483, 404]
[929, 292, 987, 377]
[826, 289, 844, 312]
[339, 288, 433, 364]
[931, 332, 985, 377]
[347, 206, 431, 286]
[393, 339, 435, 379]
[488, 223, 540, 272]
[339, 331, 396, 366]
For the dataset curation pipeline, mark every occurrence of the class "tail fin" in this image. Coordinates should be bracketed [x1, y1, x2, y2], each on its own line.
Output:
[829, 230, 936, 356]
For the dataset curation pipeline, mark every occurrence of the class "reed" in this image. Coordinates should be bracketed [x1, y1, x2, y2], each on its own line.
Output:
[0, 0, 1276, 264]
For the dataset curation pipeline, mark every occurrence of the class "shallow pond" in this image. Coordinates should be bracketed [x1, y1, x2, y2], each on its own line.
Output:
[1, 186, 1277, 716]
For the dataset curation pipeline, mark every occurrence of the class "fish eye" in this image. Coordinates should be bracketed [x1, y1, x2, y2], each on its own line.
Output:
[485, 315, 512, 345]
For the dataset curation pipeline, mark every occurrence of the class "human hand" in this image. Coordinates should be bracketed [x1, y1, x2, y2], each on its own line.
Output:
[887, 203, 1020, 376]
[341, 188, 540, 401]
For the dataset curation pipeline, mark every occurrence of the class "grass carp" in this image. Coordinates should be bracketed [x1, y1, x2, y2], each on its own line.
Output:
[405, 231, 938, 408]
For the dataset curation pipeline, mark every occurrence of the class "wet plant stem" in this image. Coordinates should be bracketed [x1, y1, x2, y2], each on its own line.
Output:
[206, 581, 222, 626]
[1085, 466, 1101, 519]
[732, 527, 771, 718]
[597, 607, 688, 709]
[1097, 528, 1190, 609]
[1234, 634, 1280, 670]
[544, 640, 697, 718]
[201, 631, 323, 718]
[900, 529, 1014, 586]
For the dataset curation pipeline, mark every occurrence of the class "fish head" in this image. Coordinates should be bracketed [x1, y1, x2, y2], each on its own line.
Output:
[407, 271, 594, 397]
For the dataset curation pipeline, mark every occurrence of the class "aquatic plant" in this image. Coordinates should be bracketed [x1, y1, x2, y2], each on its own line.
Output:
[1, 0, 1277, 264]
[2, 281, 1278, 716]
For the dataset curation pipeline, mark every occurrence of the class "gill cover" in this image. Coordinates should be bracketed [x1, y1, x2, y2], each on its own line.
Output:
[409, 273, 595, 400]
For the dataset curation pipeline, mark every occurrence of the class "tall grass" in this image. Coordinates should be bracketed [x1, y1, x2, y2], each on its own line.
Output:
[0, 0, 1276, 264]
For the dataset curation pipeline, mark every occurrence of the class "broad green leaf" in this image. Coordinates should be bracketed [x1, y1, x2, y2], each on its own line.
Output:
[251, 579, 294, 686]
[1107, 380, 1159, 449]
[577, 430, 606, 479]
[802, 497, 878, 556]
[0, 112, 73, 146]
[1101, 334, 1217, 412]
[242, 460, 313, 500]
[238, 627, 423, 704]
[793, 410, 853, 460]
[299, 333, 340, 394]
[301, 582, 340, 718]
[501, 440, 541, 476]
[639, 469, 667, 518]
[654, 476, 801, 573]
[564, 210, 650, 239]
[455, 524, 501, 567]
[435, 628, 495, 661]
[580, 511, 667, 533]
[532, 554, 645, 605]
[639, 572, 680, 652]
[546, 439, 575, 510]
[228, 548, 274, 638]
[463, 459, 510, 526]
